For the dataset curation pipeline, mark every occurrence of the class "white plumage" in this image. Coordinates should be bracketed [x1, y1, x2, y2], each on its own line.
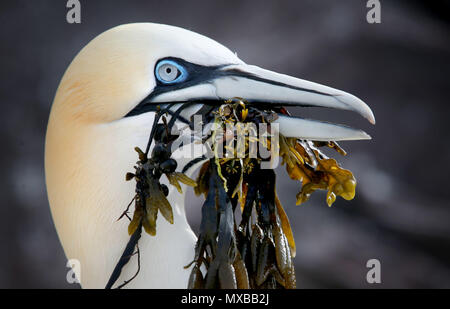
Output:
[45, 23, 374, 288]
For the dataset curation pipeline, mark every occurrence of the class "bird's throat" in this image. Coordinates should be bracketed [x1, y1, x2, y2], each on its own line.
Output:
[47, 112, 197, 288]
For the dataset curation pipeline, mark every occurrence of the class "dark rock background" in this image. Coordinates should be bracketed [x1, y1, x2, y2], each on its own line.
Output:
[0, 0, 449, 288]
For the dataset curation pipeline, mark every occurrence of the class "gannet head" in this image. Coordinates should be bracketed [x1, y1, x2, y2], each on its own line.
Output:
[45, 23, 374, 289]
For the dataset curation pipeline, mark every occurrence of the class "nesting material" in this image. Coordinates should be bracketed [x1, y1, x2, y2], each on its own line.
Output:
[112, 99, 357, 289]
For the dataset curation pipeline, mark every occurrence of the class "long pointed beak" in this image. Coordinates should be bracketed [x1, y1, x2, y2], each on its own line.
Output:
[134, 62, 375, 142]
[212, 64, 375, 141]
[216, 64, 375, 125]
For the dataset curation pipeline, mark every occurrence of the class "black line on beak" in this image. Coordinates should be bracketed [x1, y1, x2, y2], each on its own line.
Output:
[222, 68, 333, 97]
[125, 58, 333, 118]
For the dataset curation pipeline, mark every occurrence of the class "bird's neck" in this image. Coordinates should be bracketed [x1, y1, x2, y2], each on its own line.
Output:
[46, 112, 197, 288]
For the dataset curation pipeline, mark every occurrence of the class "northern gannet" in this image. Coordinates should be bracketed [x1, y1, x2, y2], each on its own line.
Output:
[45, 23, 374, 288]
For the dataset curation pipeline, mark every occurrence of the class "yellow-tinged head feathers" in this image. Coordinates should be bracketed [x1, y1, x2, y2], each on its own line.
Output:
[52, 23, 242, 124]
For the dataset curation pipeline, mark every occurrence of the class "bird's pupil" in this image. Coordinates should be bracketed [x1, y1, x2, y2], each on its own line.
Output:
[156, 60, 185, 83]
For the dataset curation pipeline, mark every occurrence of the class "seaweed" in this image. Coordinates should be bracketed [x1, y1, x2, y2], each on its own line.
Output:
[106, 99, 356, 289]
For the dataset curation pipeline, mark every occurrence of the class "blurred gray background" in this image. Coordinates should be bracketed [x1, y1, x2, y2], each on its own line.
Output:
[1, 0, 449, 288]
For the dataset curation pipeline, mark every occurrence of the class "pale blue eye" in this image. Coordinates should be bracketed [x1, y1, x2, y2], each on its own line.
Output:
[155, 60, 187, 84]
